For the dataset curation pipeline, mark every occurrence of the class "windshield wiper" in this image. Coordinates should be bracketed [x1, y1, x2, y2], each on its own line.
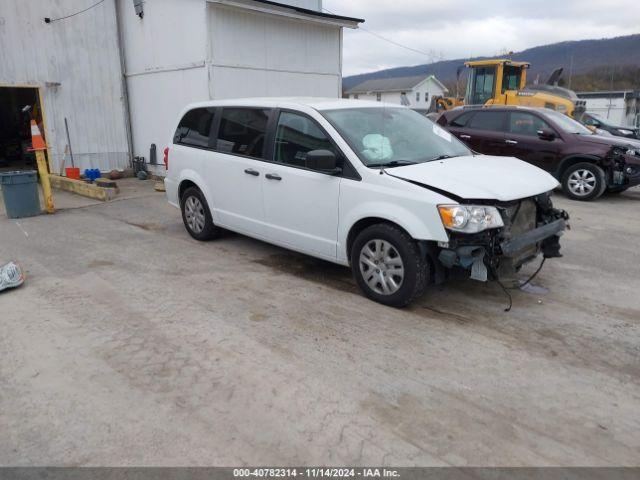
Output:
[373, 160, 417, 168]
[426, 154, 459, 162]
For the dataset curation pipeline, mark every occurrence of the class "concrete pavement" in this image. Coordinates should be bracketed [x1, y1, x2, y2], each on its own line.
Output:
[1, 182, 639, 466]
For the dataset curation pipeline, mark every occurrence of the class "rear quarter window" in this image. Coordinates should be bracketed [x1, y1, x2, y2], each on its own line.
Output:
[174, 108, 215, 147]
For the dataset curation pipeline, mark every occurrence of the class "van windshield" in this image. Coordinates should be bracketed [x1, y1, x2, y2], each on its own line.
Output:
[321, 107, 471, 167]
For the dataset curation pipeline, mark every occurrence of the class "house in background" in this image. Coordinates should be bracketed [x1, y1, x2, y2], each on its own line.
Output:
[344, 74, 448, 112]
[0, 0, 362, 176]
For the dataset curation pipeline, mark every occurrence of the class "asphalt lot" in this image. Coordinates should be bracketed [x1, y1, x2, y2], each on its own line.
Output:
[1, 179, 639, 466]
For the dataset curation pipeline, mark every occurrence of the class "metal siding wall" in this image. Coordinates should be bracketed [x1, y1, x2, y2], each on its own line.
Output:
[126, 68, 209, 166]
[276, 0, 322, 10]
[208, 4, 341, 99]
[584, 97, 627, 125]
[0, 0, 129, 172]
[118, 0, 209, 174]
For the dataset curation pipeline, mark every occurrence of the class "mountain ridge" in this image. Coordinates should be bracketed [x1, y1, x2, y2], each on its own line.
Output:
[343, 34, 640, 91]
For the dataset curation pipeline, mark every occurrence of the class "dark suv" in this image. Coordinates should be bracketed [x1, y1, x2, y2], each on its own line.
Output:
[437, 106, 640, 200]
[581, 113, 640, 139]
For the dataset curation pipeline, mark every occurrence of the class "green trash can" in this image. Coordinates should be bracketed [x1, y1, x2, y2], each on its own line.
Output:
[0, 170, 42, 219]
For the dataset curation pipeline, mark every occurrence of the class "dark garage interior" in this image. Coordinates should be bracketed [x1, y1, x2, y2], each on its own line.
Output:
[0, 86, 40, 172]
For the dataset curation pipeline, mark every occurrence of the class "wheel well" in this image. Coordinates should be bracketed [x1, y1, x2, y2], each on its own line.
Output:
[557, 157, 602, 179]
[178, 180, 198, 203]
[346, 217, 411, 260]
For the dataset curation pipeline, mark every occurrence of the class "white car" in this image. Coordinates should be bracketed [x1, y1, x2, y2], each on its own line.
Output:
[164, 98, 568, 307]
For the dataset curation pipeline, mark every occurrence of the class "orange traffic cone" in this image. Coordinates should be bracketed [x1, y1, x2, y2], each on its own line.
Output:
[29, 120, 47, 151]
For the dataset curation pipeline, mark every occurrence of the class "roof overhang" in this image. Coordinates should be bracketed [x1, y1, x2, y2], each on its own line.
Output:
[207, 0, 364, 28]
[346, 75, 449, 95]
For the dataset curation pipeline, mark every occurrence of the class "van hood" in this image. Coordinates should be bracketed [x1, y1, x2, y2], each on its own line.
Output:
[390, 155, 559, 202]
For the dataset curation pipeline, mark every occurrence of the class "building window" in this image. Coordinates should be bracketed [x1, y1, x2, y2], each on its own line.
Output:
[376, 93, 381, 102]
[425, 93, 429, 103]
[416, 92, 420, 102]
[353, 94, 359, 99]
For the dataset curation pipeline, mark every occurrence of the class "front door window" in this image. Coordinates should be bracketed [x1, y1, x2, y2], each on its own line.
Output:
[274, 112, 338, 169]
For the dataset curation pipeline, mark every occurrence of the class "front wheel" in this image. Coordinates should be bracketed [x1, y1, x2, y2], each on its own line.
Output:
[561, 163, 606, 201]
[351, 224, 428, 307]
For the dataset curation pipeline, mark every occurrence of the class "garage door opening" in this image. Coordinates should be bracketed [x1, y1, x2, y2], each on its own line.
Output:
[0, 86, 45, 173]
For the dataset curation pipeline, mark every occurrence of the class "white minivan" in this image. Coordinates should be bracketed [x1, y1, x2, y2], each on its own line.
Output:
[164, 98, 568, 307]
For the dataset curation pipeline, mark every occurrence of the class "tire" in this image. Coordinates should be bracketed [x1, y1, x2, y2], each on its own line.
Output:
[350, 223, 428, 307]
[561, 162, 606, 201]
[180, 186, 221, 241]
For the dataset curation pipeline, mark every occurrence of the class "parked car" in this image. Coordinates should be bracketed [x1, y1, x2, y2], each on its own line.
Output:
[164, 98, 568, 307]
[437, 106, 640, 200]
[581, 112, 640, 139]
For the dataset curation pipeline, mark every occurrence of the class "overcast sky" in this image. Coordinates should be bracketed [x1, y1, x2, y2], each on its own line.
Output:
[323, 0, 640, 77]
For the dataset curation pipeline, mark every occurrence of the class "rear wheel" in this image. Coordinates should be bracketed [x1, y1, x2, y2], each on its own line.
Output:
[561, 163, 606, 201]
[351, 224, 428, 307]
[180, 187, 221, 241]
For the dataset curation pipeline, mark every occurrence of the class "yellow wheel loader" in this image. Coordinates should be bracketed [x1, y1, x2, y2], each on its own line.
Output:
[430, 59, 586, 119]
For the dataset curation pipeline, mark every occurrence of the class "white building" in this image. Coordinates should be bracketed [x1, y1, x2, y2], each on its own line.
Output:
[0, 0, 362, 175]
[344, 74, 448, 112]
[577, 90, 640, 128]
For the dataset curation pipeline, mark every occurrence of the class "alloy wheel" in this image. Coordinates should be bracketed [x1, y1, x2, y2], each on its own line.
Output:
[184, 196, 206, 234]
[568, 169, 597, 197]
[359, 239, 405, 295]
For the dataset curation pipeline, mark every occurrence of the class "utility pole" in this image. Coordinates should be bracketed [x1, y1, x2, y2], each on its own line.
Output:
[568, 53, 574, 90]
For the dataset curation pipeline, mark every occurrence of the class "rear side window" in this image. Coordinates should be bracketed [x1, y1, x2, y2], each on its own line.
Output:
[509, 112, 552, 136]
[274, 112, 338, 168]
[215, 108, 270, 158]
[174, 108, 215, 147]
[449, 111, 475, 127]
[467, 111, 507, 131]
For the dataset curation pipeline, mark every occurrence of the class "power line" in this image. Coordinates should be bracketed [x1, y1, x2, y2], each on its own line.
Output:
[322, 7, 433, 58]
[44, 0, 105, 24]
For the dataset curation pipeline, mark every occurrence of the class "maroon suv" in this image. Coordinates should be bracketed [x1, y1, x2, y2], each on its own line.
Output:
[437, 106, 640, 201]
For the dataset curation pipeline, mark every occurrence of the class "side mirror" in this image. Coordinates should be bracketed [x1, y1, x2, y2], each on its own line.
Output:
[537, 129, 556, 141]
[306, 149, 341, 174]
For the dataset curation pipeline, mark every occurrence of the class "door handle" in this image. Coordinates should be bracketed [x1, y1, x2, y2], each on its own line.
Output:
[459, 134, 471, 140]
[505, 139, 518, 145]
[265, 173, 282, 181]
[244, 168, 259, 176]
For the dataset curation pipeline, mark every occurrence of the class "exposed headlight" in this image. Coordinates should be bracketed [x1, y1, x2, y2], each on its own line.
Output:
[557, 104, 567, 113]
[438, 205, 504, 233]
[618, 129, 634, 136]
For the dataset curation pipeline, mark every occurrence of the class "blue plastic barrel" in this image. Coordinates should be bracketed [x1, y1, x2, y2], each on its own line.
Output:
[0, 170, 42, 218]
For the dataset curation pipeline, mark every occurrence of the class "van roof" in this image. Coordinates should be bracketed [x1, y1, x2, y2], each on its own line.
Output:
[183, 97, 402, 112]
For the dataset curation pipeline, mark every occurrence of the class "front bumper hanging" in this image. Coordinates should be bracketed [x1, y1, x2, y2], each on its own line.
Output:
[435, 196, 569, 283]
[500, 219, 566, 257]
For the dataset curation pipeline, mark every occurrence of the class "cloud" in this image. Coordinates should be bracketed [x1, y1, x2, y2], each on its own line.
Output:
[323, 0, 640, 76]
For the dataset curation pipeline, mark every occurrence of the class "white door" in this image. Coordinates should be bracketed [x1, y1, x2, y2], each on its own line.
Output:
[262, 111, 342, 259]
[204, 107, 271, 236]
